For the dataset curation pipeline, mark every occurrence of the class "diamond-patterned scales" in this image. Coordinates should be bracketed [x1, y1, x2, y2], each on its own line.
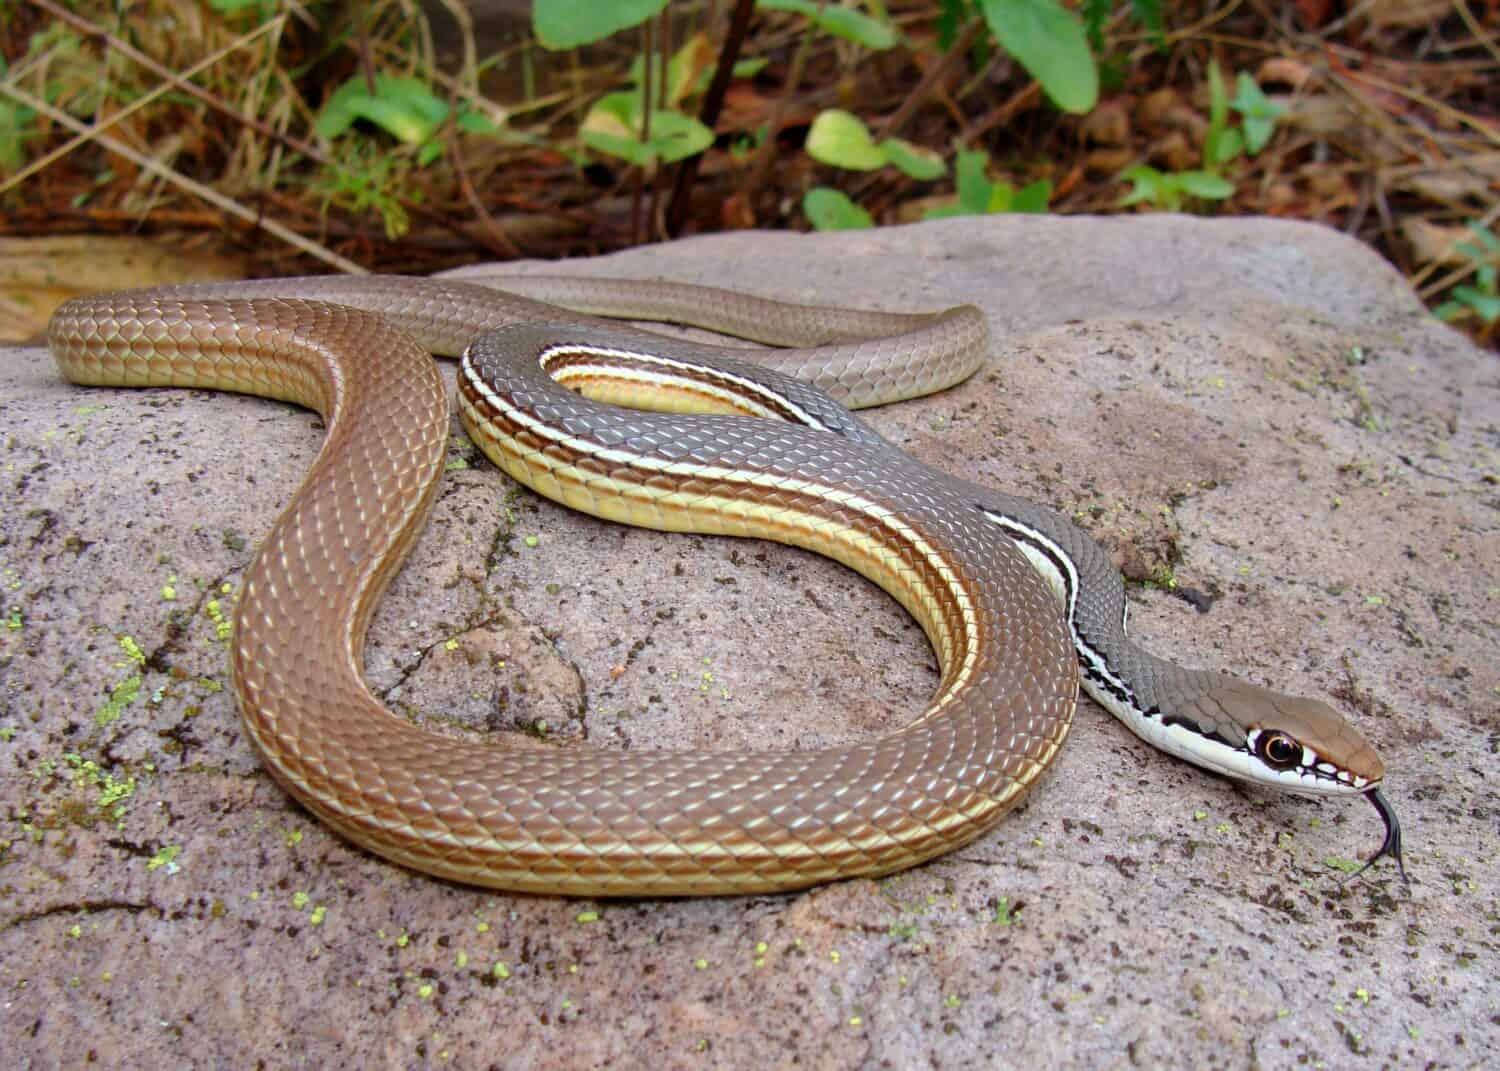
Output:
[50, 282, 1080, 895]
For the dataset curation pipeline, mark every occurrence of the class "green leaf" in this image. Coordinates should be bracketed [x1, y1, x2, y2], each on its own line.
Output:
[316, 75, 448, 144]
[937, 0, 973, 50]
[1120, 165, 1172, 208]
[804, 187, 874, 230]
[986, 182, 1014, 213]
[456, 107, 500, 136]
[1229, 73, 1287, 155]
[761, 0, 898, 50]
[533, 0, 668, 49]
[580, 92, 713, 167]
[978, 0, 1098, 114]
[1011, 178, 1052, 213]
[1451, 286, 1500, 323]
[645, 109, 715, 163]
[806, 109, 888, 171]
[1208, 61, 1229, 133]
[1175, 171, 1235, 200]
[880, 138, 947, 181]
[953, 148, 994, 213]
[1204, 126, 1243, 169]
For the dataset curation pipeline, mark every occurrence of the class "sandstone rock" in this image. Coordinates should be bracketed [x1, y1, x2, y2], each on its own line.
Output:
[1, 216, 1493, 1068]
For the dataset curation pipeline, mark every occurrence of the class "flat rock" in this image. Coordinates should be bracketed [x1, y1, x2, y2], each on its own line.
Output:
[1, 216, 1494, 1068]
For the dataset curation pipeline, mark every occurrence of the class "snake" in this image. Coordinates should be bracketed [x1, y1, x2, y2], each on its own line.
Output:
[46, 274, 1405, 895]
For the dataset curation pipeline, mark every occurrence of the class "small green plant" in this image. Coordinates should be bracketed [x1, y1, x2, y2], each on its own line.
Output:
[1121, 63, 1285, 211]
[1204, 61, 1287, 170]
[924, 148, 1051, 218]
[577, 35, 758, 169]
[801, 109, 946, 232]
[308, 141, 414, 240]
[1434, 223, 1500, 327]
[1119, 166, 1234, 211]
[316, 74, 501, 167]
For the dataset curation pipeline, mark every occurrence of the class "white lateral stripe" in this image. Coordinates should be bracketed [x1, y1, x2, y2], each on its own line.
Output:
[539, 343, 830, 431]
[978, 507, 1137, 711]
[461, 358, 978, 696]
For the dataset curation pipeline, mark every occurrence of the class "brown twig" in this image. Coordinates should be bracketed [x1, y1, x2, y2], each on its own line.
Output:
[875, 16, 985, 141]
[665, 0, 757, 236]
[740, 0, 829, 213]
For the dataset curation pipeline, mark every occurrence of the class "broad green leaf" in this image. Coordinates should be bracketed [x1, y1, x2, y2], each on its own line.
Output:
[880, 138, 946, 181]
[986, 182, 1014, 213]
[645, 109, 715, 163]
[581, 92, 712, 167]
[804, 187, 875, 230]
[316, 75, 448, 143]
[534, 0, 668, 49]
[979, 0, 1098, 114]
[953, 149, 994, 213]
[1175, 171, 1235, 200]
[761, 0, 898, 50]
[806, 109, 887, 171]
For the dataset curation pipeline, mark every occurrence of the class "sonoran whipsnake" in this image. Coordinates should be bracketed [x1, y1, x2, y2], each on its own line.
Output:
[47, 274, 1405, 895]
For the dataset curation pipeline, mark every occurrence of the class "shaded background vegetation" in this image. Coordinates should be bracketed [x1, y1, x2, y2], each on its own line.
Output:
[1, 1, 1496, 342]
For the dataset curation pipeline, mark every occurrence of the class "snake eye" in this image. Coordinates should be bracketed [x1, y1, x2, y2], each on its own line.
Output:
[1255, 731, 1303, 771]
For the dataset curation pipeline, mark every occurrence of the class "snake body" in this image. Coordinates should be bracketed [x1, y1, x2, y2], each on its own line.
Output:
[47, 275, 1401, 894]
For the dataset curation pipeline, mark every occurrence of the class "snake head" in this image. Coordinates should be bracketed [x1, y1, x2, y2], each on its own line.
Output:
[1178, 679, 1406, 883]
[1177, 679, 1383, 794]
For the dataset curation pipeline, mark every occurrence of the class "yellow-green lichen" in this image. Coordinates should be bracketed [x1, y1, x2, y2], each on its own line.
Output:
[204, 600, 232, 642]
[64, 753, 137, 823]
[146, 844, 181, 872]
[119, 635, 146, 665]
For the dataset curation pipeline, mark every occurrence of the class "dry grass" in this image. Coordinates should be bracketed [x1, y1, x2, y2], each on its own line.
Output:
[1, 0, 1496, 342]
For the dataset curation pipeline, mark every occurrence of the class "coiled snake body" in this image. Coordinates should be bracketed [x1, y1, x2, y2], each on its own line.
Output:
[47, 275, 1403, 894]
